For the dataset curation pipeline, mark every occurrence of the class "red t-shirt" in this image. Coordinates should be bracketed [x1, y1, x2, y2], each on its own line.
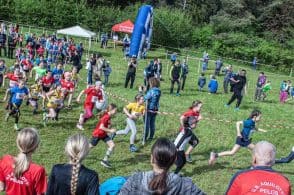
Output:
[92, 113, 111, 138]
[179, 109, 200, 131]
[36, 48, 45, 56]
[61, 79, 75, 93]
[0, 155, 47, 195]
[6, 73, 19, 88]
[226, 167, 291, 195]
[21, 60, 32, 71]
[41, 76, 54, 88]
[84, 87, 103, 109]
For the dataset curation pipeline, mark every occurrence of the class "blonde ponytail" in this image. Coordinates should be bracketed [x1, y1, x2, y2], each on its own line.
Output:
[65, 134, 90, 195]
[14, 128, 40, 179]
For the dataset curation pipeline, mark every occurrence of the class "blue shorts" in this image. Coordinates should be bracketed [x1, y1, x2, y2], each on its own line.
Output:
[236, 136, 251, 147]
[90, 136, 111, 146]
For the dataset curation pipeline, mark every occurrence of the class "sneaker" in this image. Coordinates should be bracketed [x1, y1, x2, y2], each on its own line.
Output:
[234, 107, 240, 111]
[101, 160, 112, 168]
[208, 152, 216, 165]
[76, 123, 84, 131]
[224, 104, 229, 108]
[186, 154, 192, 163]
[14, 124, 19, 131]
[176, 93, 181, 96]
[5, 113, 9, 122]
[130, 145, 138, 152]
[110, 133, 116, 140]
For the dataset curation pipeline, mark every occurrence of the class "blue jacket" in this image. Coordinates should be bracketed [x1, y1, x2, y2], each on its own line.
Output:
[208, 79, 218, 93]
[144, 87, 161, 111]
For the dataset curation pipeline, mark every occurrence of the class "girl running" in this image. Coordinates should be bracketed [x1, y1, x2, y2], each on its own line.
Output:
[115, 94, 145, 152]
[28, 79, 45, 114]
[76, 83, 103, 130]
[43, 84, 64, 125]
[0, 128, 47, 195]
[209, 109, 267, 165]
[4, 80, 29, 130]
[46, 134, 99, 195]
[60, 72, 75, 108]
[90, 103, 117, 168]
[174, 101, 203, 173]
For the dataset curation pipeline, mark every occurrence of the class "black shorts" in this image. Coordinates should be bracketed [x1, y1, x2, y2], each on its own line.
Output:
[236, 136, 251, 147]
[90, 136, 111, 146]
[42, 86, 50, 92]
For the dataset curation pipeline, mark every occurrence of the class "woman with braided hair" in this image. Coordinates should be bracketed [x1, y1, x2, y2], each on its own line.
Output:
[0, 127, 47, 195]
[119, 138, 205, 195]
[47, 134, 99, 195]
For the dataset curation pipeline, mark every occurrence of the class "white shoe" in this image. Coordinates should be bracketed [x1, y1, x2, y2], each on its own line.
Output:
[76, 123, 84, 130]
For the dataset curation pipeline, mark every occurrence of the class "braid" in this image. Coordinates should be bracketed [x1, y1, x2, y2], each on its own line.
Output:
[70, 157, 81, 195]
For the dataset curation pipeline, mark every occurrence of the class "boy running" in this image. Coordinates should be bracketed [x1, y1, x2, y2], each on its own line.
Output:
[209, 109, 267, 165]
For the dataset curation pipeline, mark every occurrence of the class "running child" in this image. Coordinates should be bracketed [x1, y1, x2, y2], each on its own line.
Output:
[52, 63, 64, 85]
[90, 103, 117, 168]
[28, 79, 45, 114]
[4, 80, 29, 130]
[174, 101, 203, 173]
[261, 80, 271, 101]
[76, 83, 103, 130]
[279, 80, 288, 103]
[31, 62, 47, 81]
[114, 94, 145, 152]
[60, 72, 75, 108]
[209, 109, 267, 165]
[43, 84, 64, 125]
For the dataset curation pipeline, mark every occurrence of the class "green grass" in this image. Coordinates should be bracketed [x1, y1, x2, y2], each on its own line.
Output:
[0, 42, 293, 194]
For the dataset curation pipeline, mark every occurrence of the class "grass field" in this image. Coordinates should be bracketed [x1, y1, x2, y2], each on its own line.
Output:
[0, 42, 293, 194]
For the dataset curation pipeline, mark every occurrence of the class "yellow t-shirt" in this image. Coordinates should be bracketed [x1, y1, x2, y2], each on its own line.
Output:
[30, 84, 42, 99]
[126, 102, 145, 115]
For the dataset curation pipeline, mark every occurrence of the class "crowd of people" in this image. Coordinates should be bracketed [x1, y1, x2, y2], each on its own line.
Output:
[0, 22, 292, 194]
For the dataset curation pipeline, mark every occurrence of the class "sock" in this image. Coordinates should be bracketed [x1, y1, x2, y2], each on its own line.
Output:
[103, 148, 113, 161]
[78, 113, 84, 125]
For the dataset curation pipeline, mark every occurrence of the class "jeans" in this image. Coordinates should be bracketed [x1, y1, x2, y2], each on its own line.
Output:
[104, 75, 109, 86]
[144, 111, 157, 140]
[254, 87, 262, 101]
[223, 80, 230, 93]
[181, 75, 186, 90]
[87, 71, 92, 85]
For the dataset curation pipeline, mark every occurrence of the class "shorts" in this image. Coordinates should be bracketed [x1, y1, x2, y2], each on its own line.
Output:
[236, 136, 251, 147]
[42, 86, 51, 92]
[90, 136, 111, 146]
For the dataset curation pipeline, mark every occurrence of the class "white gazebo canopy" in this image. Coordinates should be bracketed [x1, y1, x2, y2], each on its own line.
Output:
[56, 25, 96, 57]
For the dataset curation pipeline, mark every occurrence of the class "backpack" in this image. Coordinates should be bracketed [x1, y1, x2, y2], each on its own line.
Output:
[99, 176, 127, 195]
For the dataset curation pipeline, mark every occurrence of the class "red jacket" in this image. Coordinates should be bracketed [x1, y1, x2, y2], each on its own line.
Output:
[226, 166, 291, 195]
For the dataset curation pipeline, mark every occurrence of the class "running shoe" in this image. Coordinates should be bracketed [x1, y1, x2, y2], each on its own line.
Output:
[208, 152, 216, 165]
[234, 107, 240, 111]
[76, 123, 84, 131]
[176, 93, 181, 96]
[101, 160, 112, 168]
[110, 133, 116, 140]
[5, 113, 9, 122]
[186, 154, 193, 163]
[14, 124, 19, 131]
[130, 145, 138, 152]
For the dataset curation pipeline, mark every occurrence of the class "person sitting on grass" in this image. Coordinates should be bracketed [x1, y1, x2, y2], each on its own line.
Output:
[119, 138, 206, 195]
[208, 75, 218, 94]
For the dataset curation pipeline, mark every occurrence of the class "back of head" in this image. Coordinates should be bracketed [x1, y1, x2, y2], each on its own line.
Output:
[65, 134, 90, 195]
[149, 77, 160, 88]
[253, 141, 276, 166]
[15, 128, 40, 178]
[149, 138, 177, 195]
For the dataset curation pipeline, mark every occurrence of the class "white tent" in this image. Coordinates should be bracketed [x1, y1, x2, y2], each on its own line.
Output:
[56, 25, 96, 57]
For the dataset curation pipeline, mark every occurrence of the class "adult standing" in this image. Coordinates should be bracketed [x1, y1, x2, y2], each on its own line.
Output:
[225, 69, 247, 111]
[0, 30, 7, 57]
[169, 60, 182, 96]
[144, 77, 161, 141]
[72, 50, 82, 73]
[252, 56, 257, 70]
[124, 55, 137, 89]
[254, 72, 267, 101]
[226, 141, 291, 195]
[223, 65, 233, 94]
[0, 128, 47, 195]
[181, 59, 189, 90]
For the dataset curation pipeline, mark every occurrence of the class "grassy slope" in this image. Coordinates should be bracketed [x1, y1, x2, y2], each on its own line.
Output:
[0, 42, 293, 194]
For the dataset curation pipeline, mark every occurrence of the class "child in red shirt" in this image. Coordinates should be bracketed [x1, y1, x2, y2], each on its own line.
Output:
[0, 128, 47, 195]
[60, 72, 75, 108]
[76, 83, 103, 130]
[90, 103, 117, 168]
